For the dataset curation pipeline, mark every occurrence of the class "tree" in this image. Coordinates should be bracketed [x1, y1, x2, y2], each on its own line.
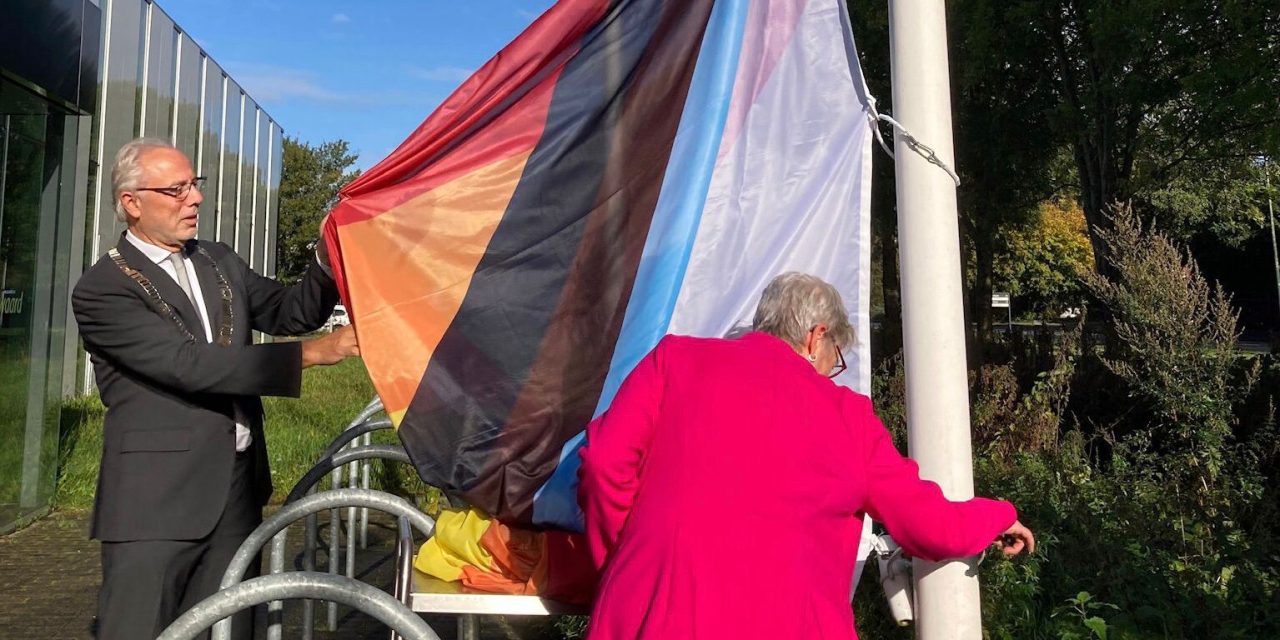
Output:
[993, 198, 1094, 316]
[276, 137, 360, 283]
[941, 0, 1276, 334]
[846, 0, 902, 362]
[850, 0, 1066, 352]
[1083, 204, 1261, 505]
[1143, 156, 1272, 248]
[948, 0, 1064, 340]
[1027, 0, 1280, 271]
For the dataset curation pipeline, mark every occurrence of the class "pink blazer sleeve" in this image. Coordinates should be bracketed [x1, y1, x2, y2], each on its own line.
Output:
[577, 339, 666, 571]
[851, 393, 1017, 562]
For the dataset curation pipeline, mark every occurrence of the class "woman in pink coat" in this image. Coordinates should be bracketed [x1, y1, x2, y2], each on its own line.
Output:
[578, 272, 1034, 639]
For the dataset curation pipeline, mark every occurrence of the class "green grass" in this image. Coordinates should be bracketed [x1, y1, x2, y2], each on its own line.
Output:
[1, 347, 35, 509]
[54, 358, 429, 510]
[262, 357, 379, 501]
[55, 394, 106, 508]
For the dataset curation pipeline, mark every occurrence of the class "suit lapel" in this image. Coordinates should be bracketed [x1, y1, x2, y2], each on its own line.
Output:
[114, 234, 206, 341]
[190, 241, 233, 344]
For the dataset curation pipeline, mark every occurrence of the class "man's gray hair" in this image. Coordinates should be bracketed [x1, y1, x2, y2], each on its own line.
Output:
[111, 137, 178, 222]
[752, 272, 855, 350]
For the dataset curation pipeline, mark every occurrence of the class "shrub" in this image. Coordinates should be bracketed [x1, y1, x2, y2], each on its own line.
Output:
[858, 206, 1279, 638]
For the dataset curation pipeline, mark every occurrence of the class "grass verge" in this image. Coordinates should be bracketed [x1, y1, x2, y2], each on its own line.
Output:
[54, 358, 426, 509]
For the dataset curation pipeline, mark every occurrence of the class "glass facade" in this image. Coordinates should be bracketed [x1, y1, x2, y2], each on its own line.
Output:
[88, 0, 282, 280]
[1, 0, 100, 533]
[0, 0, 283, 532]
[0, 84, 89, 529]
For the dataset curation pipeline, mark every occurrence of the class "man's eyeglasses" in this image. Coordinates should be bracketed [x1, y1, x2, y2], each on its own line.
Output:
[137, 177, 206, 200]
[828, 343, 847, 379]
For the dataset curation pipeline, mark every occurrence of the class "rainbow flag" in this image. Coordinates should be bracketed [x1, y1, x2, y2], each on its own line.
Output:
[324, 0, 874, 529]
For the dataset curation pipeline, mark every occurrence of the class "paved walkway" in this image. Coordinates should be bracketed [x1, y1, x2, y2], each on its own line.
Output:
[0, 510, 572, 640]
[0, 510, 101, 639]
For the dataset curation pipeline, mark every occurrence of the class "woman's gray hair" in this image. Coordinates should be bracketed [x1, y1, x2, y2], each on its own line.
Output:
[111, 137, 177, 222]
[752, 272, 855, 350]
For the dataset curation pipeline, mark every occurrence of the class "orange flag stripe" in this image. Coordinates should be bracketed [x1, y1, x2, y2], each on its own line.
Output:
[339, 151, 535, 419]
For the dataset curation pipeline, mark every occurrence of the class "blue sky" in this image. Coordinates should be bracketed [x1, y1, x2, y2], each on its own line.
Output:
[160, 0, 557, 169]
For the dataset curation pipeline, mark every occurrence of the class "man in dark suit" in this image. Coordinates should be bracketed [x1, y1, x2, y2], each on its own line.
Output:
[72, 138, 360, 639]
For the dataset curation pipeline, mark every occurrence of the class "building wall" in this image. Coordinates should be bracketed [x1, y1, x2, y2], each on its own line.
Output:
[89, 0, 283, 292]
[0, 0, 283, 532]
[1, 0, 102, 534]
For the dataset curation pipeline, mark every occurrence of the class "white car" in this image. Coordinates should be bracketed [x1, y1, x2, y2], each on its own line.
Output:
[326, 305, 351, 331]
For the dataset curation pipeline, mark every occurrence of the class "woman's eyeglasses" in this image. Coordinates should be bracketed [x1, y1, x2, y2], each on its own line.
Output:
[828, 343, 847, 379]
[809, 324, 848, 379]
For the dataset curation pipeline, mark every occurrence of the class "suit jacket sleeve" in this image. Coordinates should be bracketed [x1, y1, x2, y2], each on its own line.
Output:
[224, 244, 340, 336]
[577, 337, 668, 571]
[852, 393, 1017, 562]
[73, 268, 305, 398]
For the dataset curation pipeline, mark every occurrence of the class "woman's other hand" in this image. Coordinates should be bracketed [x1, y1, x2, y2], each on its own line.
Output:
[997, 520, 1035, 557]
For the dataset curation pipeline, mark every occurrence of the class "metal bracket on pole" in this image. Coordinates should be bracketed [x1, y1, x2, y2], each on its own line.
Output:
[873, 113, 962, 187]
[870, 534, 915, 626]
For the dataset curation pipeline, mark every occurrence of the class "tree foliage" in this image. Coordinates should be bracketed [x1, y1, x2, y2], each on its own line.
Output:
[847, 0, 1279, 333]
[1087, 205, 1258, 473]
[1142, 156, 1273, 249]
[276, 137, 360, 284]
[993, 198, 1094, 316]
[1023, 0, 1280, 269]
[948, 0, 1064, 335]
[858, 210, 1278, 637]
[840, 1, 1280, 635]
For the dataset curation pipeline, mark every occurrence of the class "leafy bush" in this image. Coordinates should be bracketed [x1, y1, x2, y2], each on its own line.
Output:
[859, 207, 1279, 638]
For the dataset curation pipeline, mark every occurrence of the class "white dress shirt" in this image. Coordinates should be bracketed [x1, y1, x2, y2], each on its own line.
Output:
[125, 231, 252, 451]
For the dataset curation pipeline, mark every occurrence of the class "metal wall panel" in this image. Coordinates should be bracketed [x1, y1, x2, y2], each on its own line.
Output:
[2, 0, 286, 531]
[93, 0, 145, 255]
[172, 33, 201, 157]
[235, 101, 257, 256]
[196, 56, 222, 241]
[252, 115, 271, 271]
[140, 7, 176, 139]
[265, 122, 282, 279]
[218, 81, 242, 246]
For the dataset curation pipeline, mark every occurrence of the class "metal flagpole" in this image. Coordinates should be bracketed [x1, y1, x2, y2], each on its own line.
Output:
[887, 0, 984, 637]
[1266, 162, 1279, 321]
